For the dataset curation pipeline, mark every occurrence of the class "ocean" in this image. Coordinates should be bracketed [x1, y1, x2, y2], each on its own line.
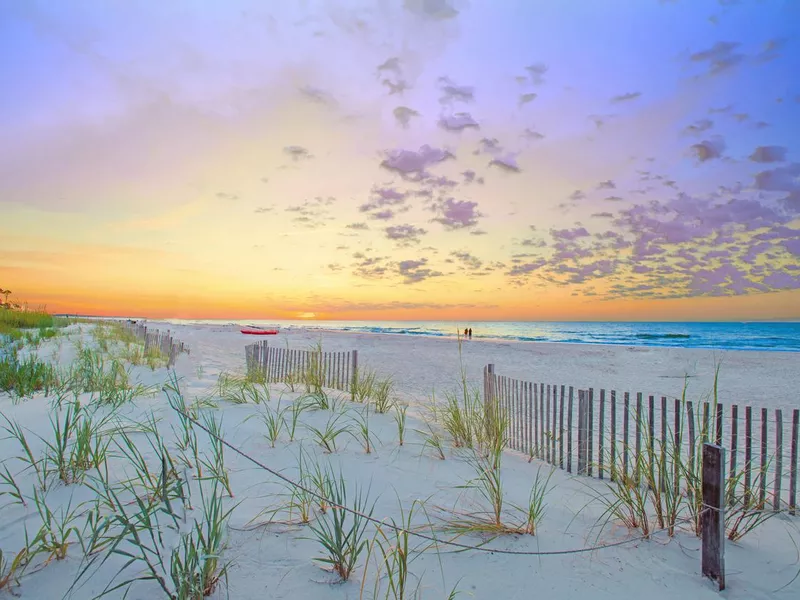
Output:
[166, 319, 800, 353]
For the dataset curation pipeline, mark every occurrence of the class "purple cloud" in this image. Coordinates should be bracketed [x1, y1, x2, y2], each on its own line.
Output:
[507, 259, 547, 277]
[784, 238, 800, 257]
[682, 119, 714, 135]
[550, 227, 590, 241]
[346, 222, 369, 230]
[439, 112, 480, 131]
[489, 154, 521, 172]
[689, 41, 745, 75]
[525, 63, 548, 85]
[753, 162, 800, 212]
[385, 224, 427, 245]
[749, 146, 787, 163]
[393, 106, 420, 128]
[438, 77, 475, 103]
[381, 144, 453, 176]
[431, 198, 482, 230]
[370, 209, 395, 220]
[450, 250, 483, 270]
[690, 137, 726, 162]
[397, 258, 443, 284]
[359, 186, 408, 212]
[611, 92, 641, 103]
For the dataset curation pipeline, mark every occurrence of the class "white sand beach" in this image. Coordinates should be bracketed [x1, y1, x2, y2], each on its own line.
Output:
[174, 322, 800, 410]
[1, 321, 798, 600]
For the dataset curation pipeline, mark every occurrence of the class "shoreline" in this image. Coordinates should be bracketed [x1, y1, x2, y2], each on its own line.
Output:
[153, 321, 800, 410]
[147, 319, 800, 354]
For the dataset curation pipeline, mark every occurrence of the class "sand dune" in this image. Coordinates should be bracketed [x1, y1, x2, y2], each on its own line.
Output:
[0, 322, 797, 599]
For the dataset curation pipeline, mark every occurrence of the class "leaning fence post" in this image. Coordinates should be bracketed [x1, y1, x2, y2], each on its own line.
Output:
[701, 443, 726, 591]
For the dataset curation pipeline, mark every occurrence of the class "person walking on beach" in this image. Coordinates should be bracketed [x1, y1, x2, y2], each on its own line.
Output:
[468, 328, 472, 339]
[464, 328, 469, 338]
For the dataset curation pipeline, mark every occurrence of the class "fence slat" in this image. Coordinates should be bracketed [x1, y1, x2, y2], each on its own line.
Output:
[648, 395, 655, 486]
[673, 398, 682, 498]
[539, 383, 545, 461]
[559, 385, 565, 469]
[745, 406, 753, 507]
[729, 405, 739, 506]
[635, 393, 643, 483]
[518, 380, 524, 454]
[578, 390, 588, 475]
[774, 409, 783, 512]
[760, 407, 768, 507]
[623, 392, 630, 480]
[716, 403, 723, 446]
[519, 380, 524, 452]
[526, 382, 532, 457]
[545, 385, 551, 463]
[790, 409, 799, 516]
[588, 388, 594, 477]
[567, 387, 574, 473]
[687, 401, 696, 478]
[598, 389, 606, 480]
[660, 396, 667, 492]
[610, 391, 617, 481]
[531, 383, 541, 459]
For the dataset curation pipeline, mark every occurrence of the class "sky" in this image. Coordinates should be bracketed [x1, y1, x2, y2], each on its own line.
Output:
[1, 0, 799, 321]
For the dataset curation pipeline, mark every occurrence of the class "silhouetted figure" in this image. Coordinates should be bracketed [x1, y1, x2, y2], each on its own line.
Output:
[464, 328, 468, 338]
[468, 328, 472, 339]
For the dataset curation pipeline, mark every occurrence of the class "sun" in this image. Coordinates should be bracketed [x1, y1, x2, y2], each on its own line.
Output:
[296, 312, 316, 319]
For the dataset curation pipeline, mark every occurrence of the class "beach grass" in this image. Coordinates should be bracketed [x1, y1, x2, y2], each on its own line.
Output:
[307, 466, 374, 582]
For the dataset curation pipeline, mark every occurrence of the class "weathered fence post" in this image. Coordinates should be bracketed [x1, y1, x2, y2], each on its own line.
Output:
[578, 390, 589, 475]
[701, 443, 726, 591]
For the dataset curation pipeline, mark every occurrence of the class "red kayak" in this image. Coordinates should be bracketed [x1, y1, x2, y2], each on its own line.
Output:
[241, 329, 278, 335]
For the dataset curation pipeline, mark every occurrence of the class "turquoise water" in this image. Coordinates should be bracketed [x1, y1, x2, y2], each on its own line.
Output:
[165, 319, 800, 352]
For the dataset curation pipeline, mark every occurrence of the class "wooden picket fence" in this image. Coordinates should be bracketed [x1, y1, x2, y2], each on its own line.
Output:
[123, 322, 189, 368]
[483, 364, 799, 515]
[245, 340, 357, 396]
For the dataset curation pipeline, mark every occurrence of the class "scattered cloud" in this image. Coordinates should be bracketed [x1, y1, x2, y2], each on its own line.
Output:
[430, 198, 483, 230]
[689, 41, 745, 75]
[298, 85, 336, 106]
[438, 76, 475, 104]
[450, 250, 483, 270]
[489, 154, 521, 172]
[749, 145, 787, 163]
[682, 118, 714, 135]
[611, 92, 642, 103]
[284, 145, 313, 161]
[346, 222, 369, 230]
[397, 258, 443, 284]
[521, 128, 545, 141]
[690, 137, 726, 162]
[393, 106, 421, 128]
[385, 224, 427, 246]
[381, 144, 453, 178]
[524, 63, 548, 85]
[439, 112, 480, 131]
